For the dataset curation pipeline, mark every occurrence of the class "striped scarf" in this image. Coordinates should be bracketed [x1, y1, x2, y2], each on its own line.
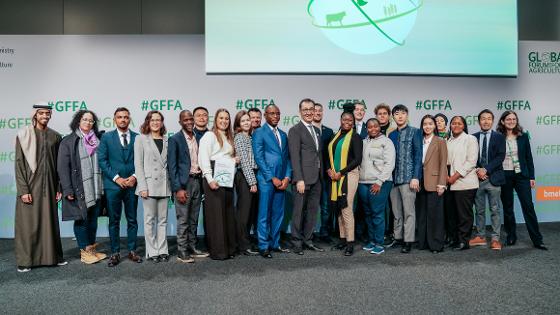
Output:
[328, 129, 353, 209]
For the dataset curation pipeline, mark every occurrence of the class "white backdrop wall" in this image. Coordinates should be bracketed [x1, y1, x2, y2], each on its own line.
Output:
[0, 35, 558, 238]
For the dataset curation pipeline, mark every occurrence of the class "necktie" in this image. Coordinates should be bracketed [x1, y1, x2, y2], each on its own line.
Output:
[307, 125, 318, 150]
[122, 133, 128, 147]
[481, 132, 488, 167]
[274, 128, 281, 147]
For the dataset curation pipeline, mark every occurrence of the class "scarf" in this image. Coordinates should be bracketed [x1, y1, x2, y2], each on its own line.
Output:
[76, 130, 103, 208]
[16, 108, 41, 173]
[328, 129, 353, 210]
[82, 130, 99, 156]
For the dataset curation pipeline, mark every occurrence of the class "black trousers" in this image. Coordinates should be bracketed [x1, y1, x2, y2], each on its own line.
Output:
[234, 170, 258, 251]
[501, 171, 543, 245]
[443, 189, 457, 243]
[416, 187, 445, 251]
[203, 179, 237, 260]
[452, 189, 477, 244]
[291, 180, 321, 249]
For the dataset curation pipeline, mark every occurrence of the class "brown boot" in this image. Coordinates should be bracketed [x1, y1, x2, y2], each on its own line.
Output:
[90, 243, 107, 260]
[81, 248, 101, 264]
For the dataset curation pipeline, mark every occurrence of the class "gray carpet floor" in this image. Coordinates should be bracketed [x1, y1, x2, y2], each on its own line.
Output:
[1, 223, 559, 315]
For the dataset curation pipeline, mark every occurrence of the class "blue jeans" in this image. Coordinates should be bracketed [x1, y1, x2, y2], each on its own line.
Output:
[358, 181, 393, 245]
[74, 203, 100, 250]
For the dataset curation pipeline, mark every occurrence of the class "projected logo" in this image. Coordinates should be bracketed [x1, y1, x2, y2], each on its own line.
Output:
[307, 0, 422, 55]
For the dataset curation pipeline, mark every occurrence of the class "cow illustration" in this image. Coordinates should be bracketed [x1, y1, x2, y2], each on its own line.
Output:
[326, 11, 346, 26]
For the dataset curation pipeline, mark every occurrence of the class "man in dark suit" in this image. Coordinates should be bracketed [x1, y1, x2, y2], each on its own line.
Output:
[98, 107, 142, 266]
[470, 109, 506, 250]
[353, 102, 368, 242]
[313, 102, 335, 242]
[354, 102, 368, 140]
[168, 110, 208, 263]
[288, 99, 325, 254]
[252, 104, 292, 258]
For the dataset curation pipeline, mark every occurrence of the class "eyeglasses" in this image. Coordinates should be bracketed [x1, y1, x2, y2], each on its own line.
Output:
[150, 119, 162, 122]
[81, 118, 95, 124]
[301, 108, 315, 113]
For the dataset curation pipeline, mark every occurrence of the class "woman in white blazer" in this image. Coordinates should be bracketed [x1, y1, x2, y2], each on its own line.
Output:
[446, 116, 479, 251]
[134, 110, 171, 263]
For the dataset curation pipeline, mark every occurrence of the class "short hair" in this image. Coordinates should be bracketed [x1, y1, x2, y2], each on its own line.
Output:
[314, 103, 323, 108]
[247, 107, 261, 115]
[113, 107, 130, 116]
[478, 109, 494, 121]
[193, 106, 208, 116]
[179, 109, 192, 118]
[374, 103, 391, 115]
[450, 115, 469, 135]
[264, 104, 278, 112]
[299, 98, 315, 110]
[354, 101, 366, 109]
[391, 104, 408, 115]
[366, 117, 380, 127]
[140, 110, 167, 136]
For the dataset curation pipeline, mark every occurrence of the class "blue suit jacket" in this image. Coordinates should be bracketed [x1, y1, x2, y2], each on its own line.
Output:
[512, 132, 535, 180]
[167, 130, 192, 193]
[252, 123, 292, 183]
[98, 129, 137, 191]
[355, 122, 368, 140]
[473, 130, 506, 186]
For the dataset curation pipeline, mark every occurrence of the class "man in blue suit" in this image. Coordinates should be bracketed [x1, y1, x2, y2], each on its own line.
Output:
[252, 104, 292, 258]
[98, 107, 142, 266]
[470, 109, 506, 250]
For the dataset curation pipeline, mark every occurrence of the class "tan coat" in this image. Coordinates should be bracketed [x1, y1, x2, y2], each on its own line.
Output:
[422, 136, 448, 192]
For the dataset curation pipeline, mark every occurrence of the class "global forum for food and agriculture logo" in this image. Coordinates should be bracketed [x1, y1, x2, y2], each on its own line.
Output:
[307, 0, 422, 55]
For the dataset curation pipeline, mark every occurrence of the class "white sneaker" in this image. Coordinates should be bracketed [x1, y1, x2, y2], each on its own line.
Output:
[17, 267, 31, 273]
[57, 261, 69, 266]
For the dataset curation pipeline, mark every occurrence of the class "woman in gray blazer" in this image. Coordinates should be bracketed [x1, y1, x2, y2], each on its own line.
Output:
[134, 111, 171, 263]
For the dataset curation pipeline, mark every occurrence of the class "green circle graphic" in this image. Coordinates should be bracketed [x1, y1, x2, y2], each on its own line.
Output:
[308, 0, 422, 54]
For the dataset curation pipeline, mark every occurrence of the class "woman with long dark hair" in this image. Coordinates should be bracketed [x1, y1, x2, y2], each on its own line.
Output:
[416, 115, 448, 253]
[135, 110, 171, 263]
[198, 108, 239, 260]
[58, 110, 106, 264]
[328, 111, 363, 256]
[233, 110, 259, 256]
[496, 111, 546, 250]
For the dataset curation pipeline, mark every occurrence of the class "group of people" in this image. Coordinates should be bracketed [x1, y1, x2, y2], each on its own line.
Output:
[14, 100, 547, 273]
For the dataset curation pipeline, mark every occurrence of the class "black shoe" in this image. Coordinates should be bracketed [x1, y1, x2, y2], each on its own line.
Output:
[384, 235, 396, 247]
[318, 235, 333, 243]
[107, 254, 120, 267]
[401, 243, 412, 254]
[272, 246, 290, 253]
[177, 251, 195, 263]
[453, 242, 469, 251]
[393, 239, 405, 248]
[331, 238, 347, 250]
[344, 243, 354, 256]
[259, 250, 272, 258]
[159, 254, 170, 262]
[506, 236, 517, 246]
[534, 243, 548, 251]
[304, 243, 325, 252]
[242, 248, 259, 256]
[148, 256, 160, 263]
[293, 247, 304, 255]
